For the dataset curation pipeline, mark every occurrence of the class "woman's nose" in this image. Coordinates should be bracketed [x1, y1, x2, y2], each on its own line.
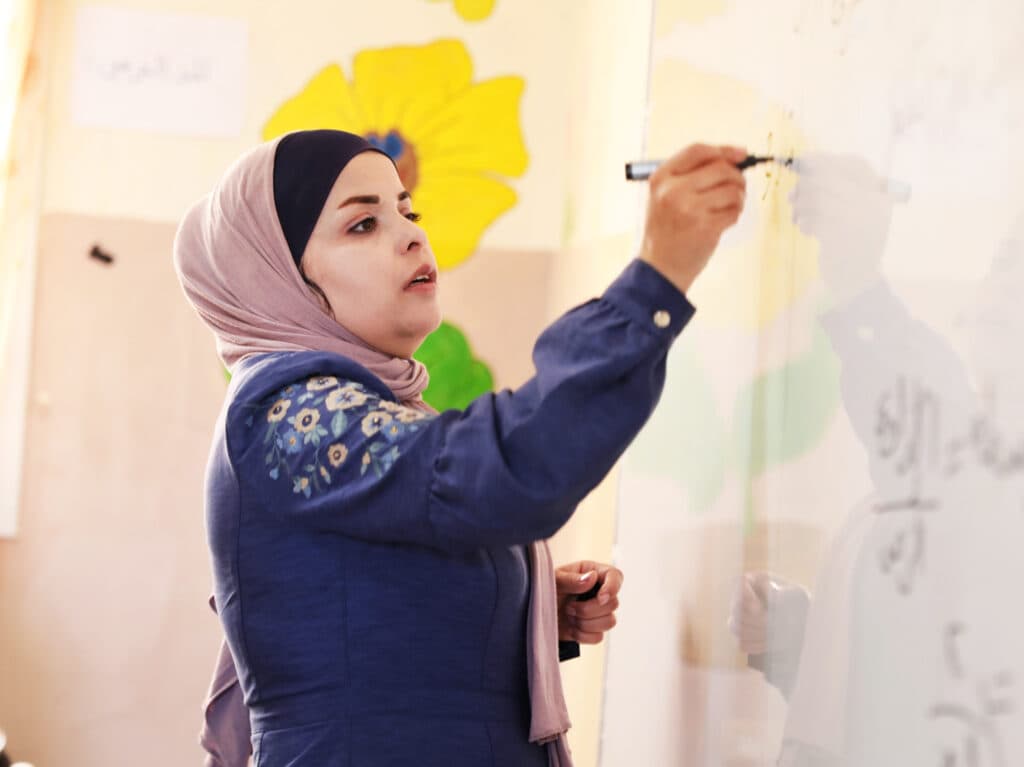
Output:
[402, 221, 426, 254]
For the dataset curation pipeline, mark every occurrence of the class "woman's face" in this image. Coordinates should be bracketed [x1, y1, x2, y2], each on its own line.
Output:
[301, 151, 441, 358]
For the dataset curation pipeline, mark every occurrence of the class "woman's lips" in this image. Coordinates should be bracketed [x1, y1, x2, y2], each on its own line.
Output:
[404, 280, 437, 293]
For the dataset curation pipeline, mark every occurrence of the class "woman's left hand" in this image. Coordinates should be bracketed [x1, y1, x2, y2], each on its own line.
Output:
[554, 561, 624, 644]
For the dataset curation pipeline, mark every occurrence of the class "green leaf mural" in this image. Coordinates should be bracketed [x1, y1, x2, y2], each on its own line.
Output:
[626, 329, 840, 527]
[731, 328, 841, 528]
[262, 40, 527, 271]
[414, 321, 494, 412]
[625, 343, 730, 512]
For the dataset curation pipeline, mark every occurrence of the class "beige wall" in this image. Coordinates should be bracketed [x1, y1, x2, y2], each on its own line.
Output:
[0, 213, 228, 764]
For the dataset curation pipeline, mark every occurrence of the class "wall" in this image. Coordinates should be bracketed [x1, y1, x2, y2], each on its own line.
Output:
[0, 1, 651, 765]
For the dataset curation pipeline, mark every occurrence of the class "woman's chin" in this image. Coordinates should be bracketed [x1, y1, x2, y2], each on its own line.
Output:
[389, 317, 442, 358]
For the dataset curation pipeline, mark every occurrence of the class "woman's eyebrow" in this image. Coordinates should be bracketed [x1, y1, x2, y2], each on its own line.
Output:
[338, 191, 412, 209]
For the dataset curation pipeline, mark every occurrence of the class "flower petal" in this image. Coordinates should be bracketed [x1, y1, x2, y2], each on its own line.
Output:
[352, 40, 472, 134]
[453, 0, 496, 21]
[416, 174, 517, 269]
[263, 64, 369, 140]
[415, 76, 528, 178]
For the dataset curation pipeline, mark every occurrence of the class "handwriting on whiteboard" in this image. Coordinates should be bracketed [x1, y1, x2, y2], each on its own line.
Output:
[870, 377, 1024, 594]
[929, 622, 1016, 767]
[874, 377, 1024, 497]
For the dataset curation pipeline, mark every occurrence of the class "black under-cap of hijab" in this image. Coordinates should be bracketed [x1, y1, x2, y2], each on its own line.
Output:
[273, 129, 391, 266]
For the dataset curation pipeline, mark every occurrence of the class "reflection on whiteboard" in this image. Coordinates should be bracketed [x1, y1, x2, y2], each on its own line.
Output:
[71, 7, 248, 137]
[601, 1, 1024, 765]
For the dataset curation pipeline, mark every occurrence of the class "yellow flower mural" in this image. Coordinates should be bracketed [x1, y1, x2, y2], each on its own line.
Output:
[427, 0, 496, 22]
[264, 39, 528, 270]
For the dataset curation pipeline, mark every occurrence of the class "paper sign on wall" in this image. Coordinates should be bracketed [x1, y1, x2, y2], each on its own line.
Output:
[71, 6, 248, 137]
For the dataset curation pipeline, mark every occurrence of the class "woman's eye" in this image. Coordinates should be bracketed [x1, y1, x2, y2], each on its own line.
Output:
[406, 211, 422, 223]
[350, 217, 377, 234]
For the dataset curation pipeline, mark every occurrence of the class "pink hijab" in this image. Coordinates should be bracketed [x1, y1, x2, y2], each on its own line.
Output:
[173, 133, 573, 766]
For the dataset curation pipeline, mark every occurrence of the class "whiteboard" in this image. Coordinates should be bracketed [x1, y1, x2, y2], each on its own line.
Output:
[602, 1, 1024, 765]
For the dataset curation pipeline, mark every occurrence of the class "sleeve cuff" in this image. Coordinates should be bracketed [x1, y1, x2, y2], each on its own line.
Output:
[602, 259, 696, 341]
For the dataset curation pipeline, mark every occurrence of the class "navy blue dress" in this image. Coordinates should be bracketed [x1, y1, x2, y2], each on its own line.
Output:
[205, 260, 694, 766]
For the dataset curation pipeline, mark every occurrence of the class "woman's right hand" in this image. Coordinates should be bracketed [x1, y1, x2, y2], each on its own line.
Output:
[639, 143, 748, 294]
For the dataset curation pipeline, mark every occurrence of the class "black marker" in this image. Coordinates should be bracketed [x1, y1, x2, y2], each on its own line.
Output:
[625, 155, 791, 181]
[559, 575, 603, 662]
[577, 579, 602, 602]
[625, 155, 910, 201]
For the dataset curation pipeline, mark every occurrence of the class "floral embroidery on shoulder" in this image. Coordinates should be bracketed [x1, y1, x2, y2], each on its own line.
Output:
[306, 375, 339, 391]
[325, 385, 368, 411]
[267, 398, 291, 423]
[396, 409, 428, 423]
[258, 377, 435, 497]
[361, 410, 392, 436]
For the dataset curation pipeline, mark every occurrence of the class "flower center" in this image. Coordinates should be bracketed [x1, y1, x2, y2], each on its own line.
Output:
[366, 129, 420, 193]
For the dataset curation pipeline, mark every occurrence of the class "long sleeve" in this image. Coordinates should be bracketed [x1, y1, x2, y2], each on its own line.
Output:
[227, 259, 694, 552]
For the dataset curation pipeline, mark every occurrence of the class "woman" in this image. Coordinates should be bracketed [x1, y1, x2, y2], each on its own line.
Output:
[174, 130, 746, 766]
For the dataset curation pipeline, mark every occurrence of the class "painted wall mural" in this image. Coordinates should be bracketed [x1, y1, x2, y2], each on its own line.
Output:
[413, 320, 494, 411]
[263, 39, 528, 271]
[625, 330, 840, 529]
